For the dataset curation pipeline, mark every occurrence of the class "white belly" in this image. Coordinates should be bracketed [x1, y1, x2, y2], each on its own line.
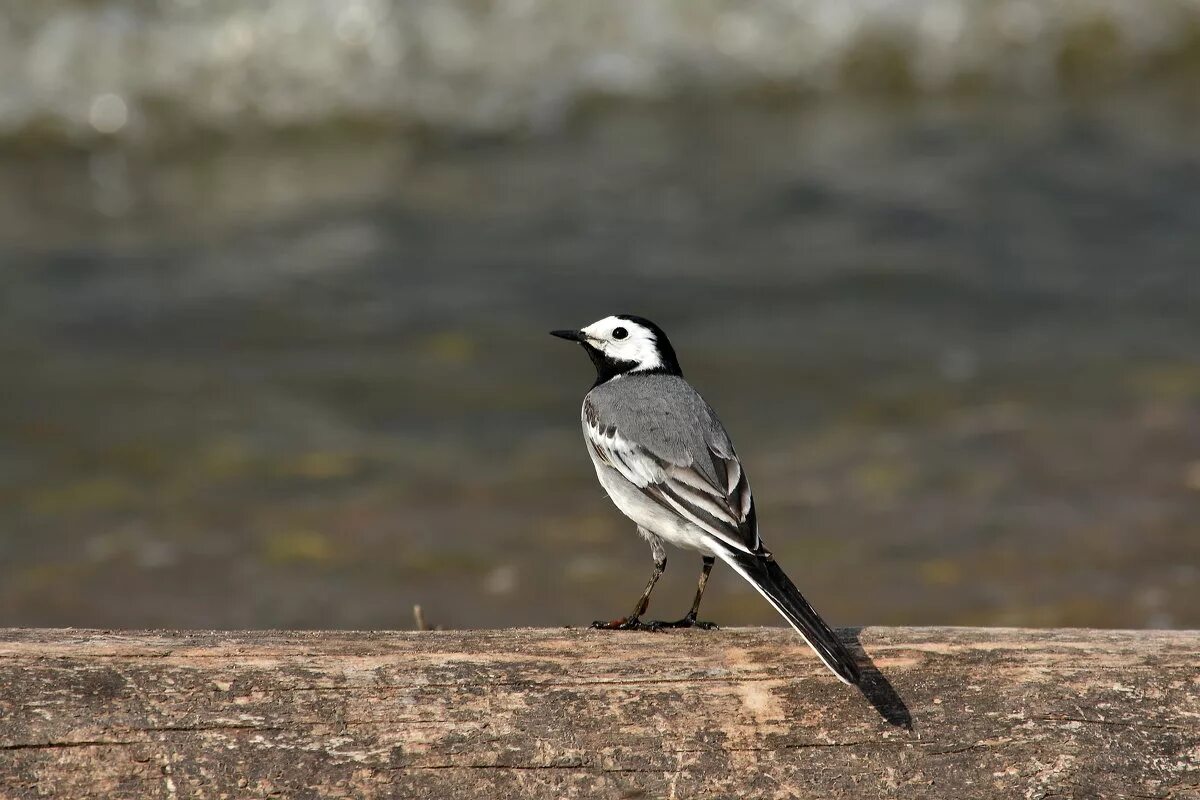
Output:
[592, 458, 720, 557]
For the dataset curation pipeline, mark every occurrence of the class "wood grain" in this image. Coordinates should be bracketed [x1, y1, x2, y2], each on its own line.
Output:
[1, 627, 1197, 799]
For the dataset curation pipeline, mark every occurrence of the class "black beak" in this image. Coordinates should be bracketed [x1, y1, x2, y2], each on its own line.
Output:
[550, 329, 583, 342]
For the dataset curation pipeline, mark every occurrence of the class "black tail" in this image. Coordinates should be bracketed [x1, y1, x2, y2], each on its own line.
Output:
[724, 551, 861, 685]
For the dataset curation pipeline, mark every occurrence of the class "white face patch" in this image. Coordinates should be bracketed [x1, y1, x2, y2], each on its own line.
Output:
[580, 316, 663, 372]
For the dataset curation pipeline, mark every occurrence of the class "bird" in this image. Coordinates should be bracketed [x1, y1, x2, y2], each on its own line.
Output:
[551, 314, 861, 685]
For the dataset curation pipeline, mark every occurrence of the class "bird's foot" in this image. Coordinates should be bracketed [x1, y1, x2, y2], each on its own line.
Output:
[590, 616, 664, 632]
[650, 614, 719, 630]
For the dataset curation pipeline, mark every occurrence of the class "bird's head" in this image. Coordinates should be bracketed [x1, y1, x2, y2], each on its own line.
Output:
[551, 315, 682, 384]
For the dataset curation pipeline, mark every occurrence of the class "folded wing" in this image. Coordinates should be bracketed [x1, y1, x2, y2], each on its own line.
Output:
[584, 398, 759, 554]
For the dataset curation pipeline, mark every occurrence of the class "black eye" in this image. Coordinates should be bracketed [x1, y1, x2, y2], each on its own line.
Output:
[612, 327, 628, 340]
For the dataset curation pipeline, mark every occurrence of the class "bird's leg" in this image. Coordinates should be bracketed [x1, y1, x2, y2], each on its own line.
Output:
[653, 556, 719, 630]
[591, 536, 666, 632]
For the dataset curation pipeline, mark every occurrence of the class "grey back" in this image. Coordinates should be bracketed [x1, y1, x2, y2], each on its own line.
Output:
[584, 373, 736, 484]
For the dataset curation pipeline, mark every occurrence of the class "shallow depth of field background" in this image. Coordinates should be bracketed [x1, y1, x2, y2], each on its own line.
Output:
[2, 0, 1199, 631]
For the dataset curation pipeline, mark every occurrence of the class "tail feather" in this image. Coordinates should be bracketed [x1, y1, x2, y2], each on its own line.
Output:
[720, 551, 861, 685]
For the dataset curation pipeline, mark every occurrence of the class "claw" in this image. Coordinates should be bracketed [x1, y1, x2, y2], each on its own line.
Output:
[649, 615, 719, 630]
[590, 617, 664, 632]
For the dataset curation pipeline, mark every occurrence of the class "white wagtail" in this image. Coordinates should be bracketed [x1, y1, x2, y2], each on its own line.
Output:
[551, 315, 861, 685]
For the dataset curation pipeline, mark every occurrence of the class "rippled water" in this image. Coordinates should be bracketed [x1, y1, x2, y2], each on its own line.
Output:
[2, 96, 1198, 632]
[3, 0, 1200, 147]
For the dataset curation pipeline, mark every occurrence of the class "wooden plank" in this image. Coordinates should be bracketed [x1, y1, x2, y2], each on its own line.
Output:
[1, 627, 1197, 799]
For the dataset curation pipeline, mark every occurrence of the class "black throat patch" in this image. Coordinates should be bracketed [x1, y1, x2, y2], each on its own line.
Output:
[582, 342, 639, 387]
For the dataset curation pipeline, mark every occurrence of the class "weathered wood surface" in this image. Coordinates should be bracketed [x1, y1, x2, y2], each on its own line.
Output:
[0, 627, 1197, 799]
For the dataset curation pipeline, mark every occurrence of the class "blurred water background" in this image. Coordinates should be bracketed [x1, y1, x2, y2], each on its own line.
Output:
[2, 0, 1199, 631]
